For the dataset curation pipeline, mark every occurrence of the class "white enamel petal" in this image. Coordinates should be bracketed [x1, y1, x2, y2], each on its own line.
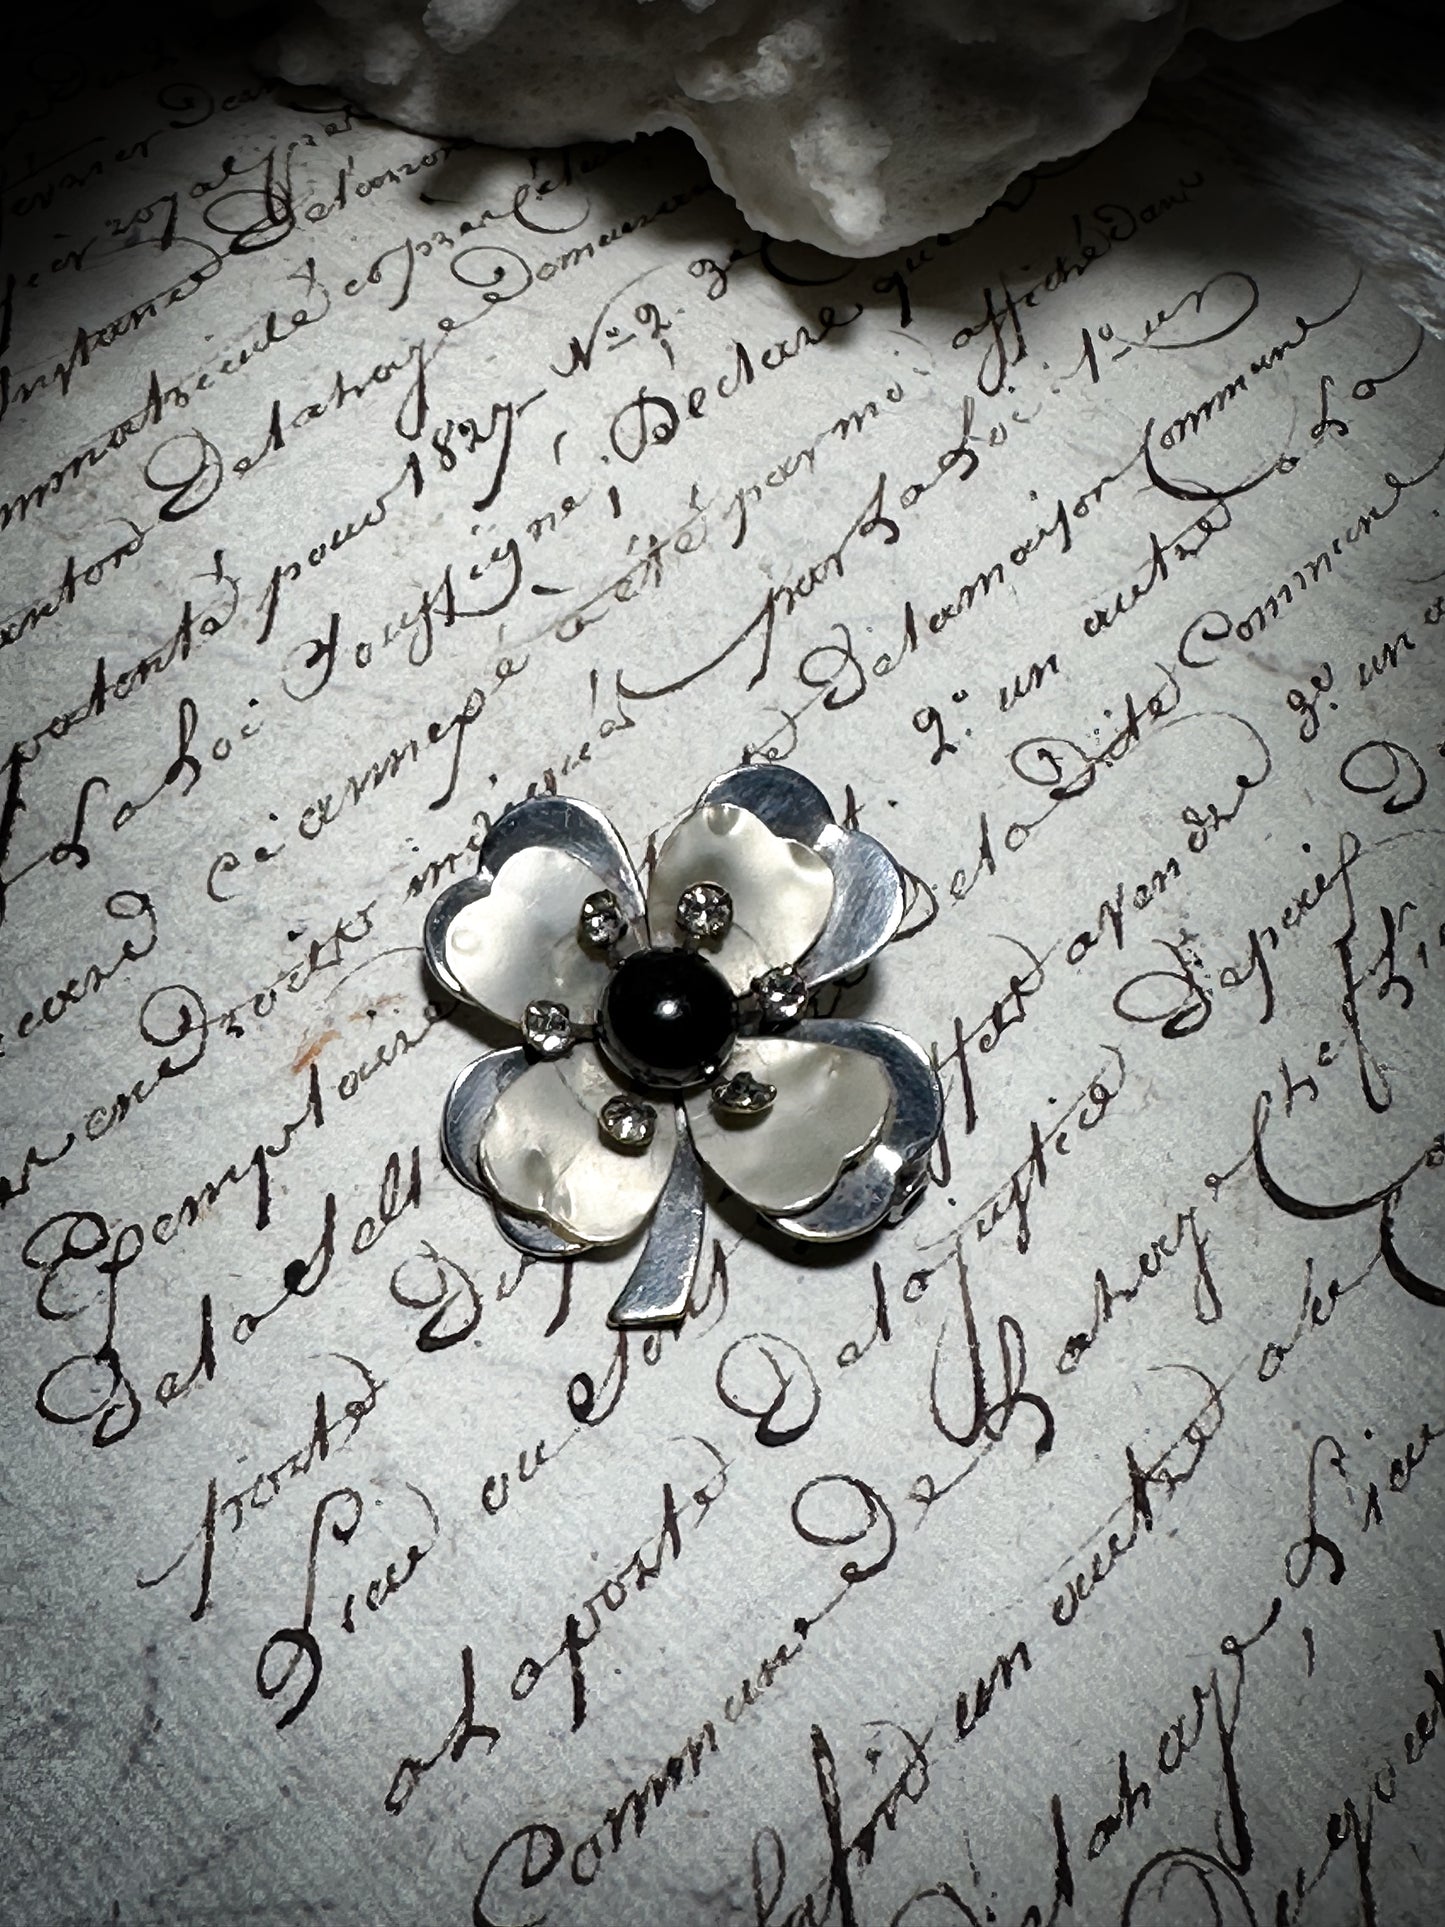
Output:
[647, 802, 834, 992]
[685, 1035, 890, 1215]
[444, 846, 631, 1026]
[479, 1051, 676, 1244]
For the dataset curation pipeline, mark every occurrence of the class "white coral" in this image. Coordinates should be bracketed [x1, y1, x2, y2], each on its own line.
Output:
[266, 0, 1334, 254]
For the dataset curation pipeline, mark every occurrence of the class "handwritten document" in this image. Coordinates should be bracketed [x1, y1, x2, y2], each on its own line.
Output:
[3, 34, 1443, 1927]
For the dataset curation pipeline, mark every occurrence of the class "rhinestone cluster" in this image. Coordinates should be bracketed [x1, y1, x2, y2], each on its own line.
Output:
[752, 964, 807, 1025]
[579, 888, 626, 949]
[599, 1094, 658, 1149]
[676, 881, 733, 941]
[535, 858, 818, 1146]
[522, 999, 574, 1058]
[712, 1069, 777, 1116]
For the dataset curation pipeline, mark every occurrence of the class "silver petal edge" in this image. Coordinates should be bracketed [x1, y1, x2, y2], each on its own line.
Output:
[440, 1046, 587, 1255]
[700, 764, 834, 844]
[765, 1019, 942, 1242]
[800, 827, 904, 986]
[423, 875, 491, 1005]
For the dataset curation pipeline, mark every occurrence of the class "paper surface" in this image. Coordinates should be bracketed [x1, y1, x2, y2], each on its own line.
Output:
[3, 41, 1443, 1927]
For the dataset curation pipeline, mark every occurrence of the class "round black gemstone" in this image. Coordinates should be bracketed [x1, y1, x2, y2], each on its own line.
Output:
[597, 950, 738, 1092]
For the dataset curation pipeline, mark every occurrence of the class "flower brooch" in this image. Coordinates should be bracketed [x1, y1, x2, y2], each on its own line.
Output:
[423, 764, 943, 1327]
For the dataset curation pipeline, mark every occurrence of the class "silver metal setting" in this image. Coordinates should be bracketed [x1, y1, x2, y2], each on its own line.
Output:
[522, 999, 575, 1058]
[752, 964, 808, 1026]
[608, 1126, 705, 1327]
[676, 880, 733, 941]
[599, 1094, 658, 1149]
[580, 888, 626, 949]
[711, 1070, 778, 1116]
[425, 763, 944, 1325]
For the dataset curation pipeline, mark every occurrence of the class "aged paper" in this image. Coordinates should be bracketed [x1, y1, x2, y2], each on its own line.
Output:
[2, 32, 1443, 1927]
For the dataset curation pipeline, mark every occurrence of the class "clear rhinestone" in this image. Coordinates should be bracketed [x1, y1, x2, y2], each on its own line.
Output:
[752, 965, 808, 1025]
[522, 999, 574, 1058]
[579, 888, 626, 949]
[676, 880, 733, 941]
[599, 1094, 658, 1149]
[712, 1070, 777, 1116]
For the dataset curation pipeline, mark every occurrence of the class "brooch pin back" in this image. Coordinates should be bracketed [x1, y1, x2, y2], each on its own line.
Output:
[423, 764, 943, 1328]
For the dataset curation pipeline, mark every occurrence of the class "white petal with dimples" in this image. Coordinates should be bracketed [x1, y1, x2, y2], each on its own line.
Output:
[685, 1035, 890, 1215]
[647, 803, 834, 992]
[445, 845, 634, 1026]
[479, 1051, 676, 1244]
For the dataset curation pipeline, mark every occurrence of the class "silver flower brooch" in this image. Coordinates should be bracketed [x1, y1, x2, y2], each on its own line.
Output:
[423, 764, 943, 1327]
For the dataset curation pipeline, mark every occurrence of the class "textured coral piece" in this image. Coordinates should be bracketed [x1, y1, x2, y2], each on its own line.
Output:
[267, 0, 1334, 255]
